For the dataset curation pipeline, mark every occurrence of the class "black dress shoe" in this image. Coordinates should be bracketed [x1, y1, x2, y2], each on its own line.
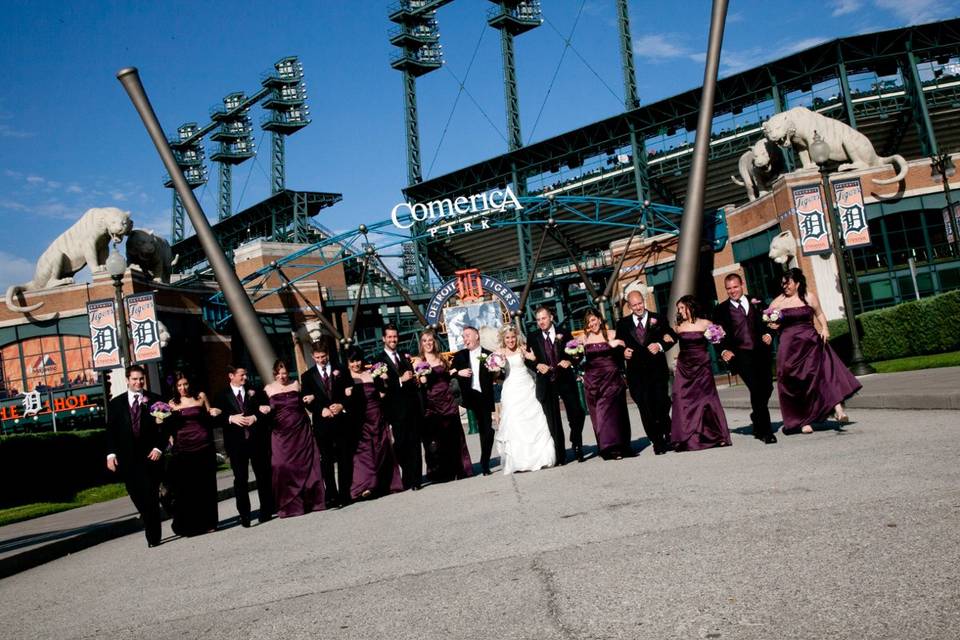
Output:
[574, 446, 585, 462]
[482, 469, 493, 476]
[411, 485, 422, 491]
[763, 434, 778, 444]
[240, 517, 252, 528]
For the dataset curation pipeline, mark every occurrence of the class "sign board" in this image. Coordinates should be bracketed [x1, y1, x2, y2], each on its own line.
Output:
[86, 299, 122, 370]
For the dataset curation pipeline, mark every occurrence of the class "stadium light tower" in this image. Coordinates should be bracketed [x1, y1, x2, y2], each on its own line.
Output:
[261, 56, 311, 194]
[487, 1, 542, 153]
[210, 92, 256, 220]
[164, 123, 208, 243]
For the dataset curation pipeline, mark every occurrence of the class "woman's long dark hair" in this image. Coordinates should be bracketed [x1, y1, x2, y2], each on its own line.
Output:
[345, 345, 366, 365]
[582, 307, 608, 341]
[782, 267, 808, 303]
[172, 370, 199, 402]
[272, 359, 288, 376]
[675, 294, 701, 325]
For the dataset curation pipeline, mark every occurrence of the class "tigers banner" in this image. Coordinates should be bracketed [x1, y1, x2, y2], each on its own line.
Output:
[832, 177, 871, 248]
[125, 293, 162, 364]
[944, 203, 960, 243]
[791, 184, 831, 256]
[86, 299, 122, 370]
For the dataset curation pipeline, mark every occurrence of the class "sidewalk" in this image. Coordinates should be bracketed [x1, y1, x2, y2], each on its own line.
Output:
[718, 365, 960, 411]
[0, 469, 247, 580]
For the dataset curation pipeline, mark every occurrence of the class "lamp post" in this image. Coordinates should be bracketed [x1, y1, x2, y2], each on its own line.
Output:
[809, 132, 875, 376]
[105, 245, 131, 367]
[930, 152, 959, 257]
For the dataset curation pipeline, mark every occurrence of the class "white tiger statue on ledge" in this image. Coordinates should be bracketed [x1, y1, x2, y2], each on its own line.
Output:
[762, 106, 908, 186]
[5, 207, 133, 313]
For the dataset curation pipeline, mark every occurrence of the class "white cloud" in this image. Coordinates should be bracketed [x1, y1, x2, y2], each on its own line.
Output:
[66, 185, 83, 194]
[780, 37, 830, 57]
[0, 124, 32, 139]
[633, 34, 692, 60]
[26, 175, 45, 184]
[0, 199, 29, 212]
[0, 250, 37, 291]
[874, 0, 954, 24]
[831, 0, 864, 16]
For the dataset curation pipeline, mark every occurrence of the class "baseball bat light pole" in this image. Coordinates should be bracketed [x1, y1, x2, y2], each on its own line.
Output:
[116, 67, 278, 383]
[668, 0, 728, 316]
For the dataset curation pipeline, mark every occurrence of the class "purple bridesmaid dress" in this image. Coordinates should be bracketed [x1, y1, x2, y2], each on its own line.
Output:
[169, 405, 218, 536]
[423, 365, 473, 481]
[350, 383, 403, 499]
[268, 391, 325, 517]
[776, 306, 862, 431]
[581, 342, 632, 458]
[670, 332, 731, 452]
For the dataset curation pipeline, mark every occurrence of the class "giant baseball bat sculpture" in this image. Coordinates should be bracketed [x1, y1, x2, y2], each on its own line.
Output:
[117, 67, 278, 382]
[668, 0, 728, 315]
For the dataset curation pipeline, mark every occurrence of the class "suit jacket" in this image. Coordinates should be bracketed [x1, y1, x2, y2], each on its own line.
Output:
[451, 347, 495, 412]
[376, 349, 422, 425]
[614, 311, 676, 381]
[106, 390, 164, 468]
[525, 325, 578, 389]
[300, 363, 351, 428]
[212, 385, 269, 456]
[713, 298, 772, 371]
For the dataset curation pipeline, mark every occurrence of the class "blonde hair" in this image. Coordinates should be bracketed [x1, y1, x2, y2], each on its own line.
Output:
[498, 324, 526, 348]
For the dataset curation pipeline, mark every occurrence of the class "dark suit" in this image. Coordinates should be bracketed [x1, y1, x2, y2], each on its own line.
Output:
[213, 385, 274, 524]
[301, 363, 355, 505]
[525, 325, 586, 464]
[377, 349, 424, 489]
[714, 298, 774, 439]
[452, 347, 496, 473]
[615, 311, 677, 453]
[106, 390, 165, 546]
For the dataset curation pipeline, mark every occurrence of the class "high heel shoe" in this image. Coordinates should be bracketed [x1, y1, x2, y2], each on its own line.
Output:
[835, 413, 850, 424]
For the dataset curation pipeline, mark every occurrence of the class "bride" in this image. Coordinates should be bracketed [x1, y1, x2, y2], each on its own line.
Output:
[494, 325, 556, 474]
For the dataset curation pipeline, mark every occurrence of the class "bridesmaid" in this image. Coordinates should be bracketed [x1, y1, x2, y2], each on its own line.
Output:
[167, 372, 221, 536]
[262, 360, 325, 517]
[580, 308, 632, 460]
[670, 296, 732, 452]
[416, 329, 473, 483]
[344, 346, 403, 500]
[767, 268, 862, 434]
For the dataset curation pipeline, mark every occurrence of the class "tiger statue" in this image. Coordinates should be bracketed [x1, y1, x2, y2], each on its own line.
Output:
[5, 207, 133, 313]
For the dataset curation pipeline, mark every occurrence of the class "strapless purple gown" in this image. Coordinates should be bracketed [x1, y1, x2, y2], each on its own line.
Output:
[581, 343, 632, 458]
[268, 390, 325, 517]
[351, 383, 403, 499]
[423, 365, 473, 481]
[169, 405, 218, 536]
[776, 306, 862, 431]
[670, 332, 731, 452]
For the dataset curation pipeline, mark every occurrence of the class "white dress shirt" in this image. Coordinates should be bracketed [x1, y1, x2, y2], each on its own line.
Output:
[633, 311, 648, 328]
[731, 297, 749, 314]
[542, 325, 556, 343]
[469, 346, 482, 392]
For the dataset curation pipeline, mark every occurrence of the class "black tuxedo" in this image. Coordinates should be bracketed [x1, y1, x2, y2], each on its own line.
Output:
[106, 390, 165, 546]
[451, 347, 496, 473]
[301, 363, 355, 505]
[713, 297, 774, 438]
[213, 385, 273, 524]
[615, 311, 677, 453]
[525, 325, 586, 464]
[377, 349, 424, 489]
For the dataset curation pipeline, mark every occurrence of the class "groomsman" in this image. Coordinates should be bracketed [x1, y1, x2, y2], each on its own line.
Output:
[714, 273, 777, 444]
[301, 341, 355, 505]
[452, 326, 496, 475]
[525, 306, 586, 463]
[615, 291, 676, 455]
[377, 324, 424, 490]
[105, 365, 165, 547]
[213, 365, 274, 527]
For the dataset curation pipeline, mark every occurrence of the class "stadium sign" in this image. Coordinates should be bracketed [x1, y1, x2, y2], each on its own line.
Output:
[390, 186, 523, 237]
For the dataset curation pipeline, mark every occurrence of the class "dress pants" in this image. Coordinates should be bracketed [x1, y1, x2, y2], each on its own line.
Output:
[229, 437, 274, 523]
[733, 349, 773, 438]
[627, 375, 672, 451]
[123, 460, 162, 546]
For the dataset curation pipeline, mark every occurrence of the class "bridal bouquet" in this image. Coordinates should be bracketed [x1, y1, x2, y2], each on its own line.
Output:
[413, 359, 432, 383]
[369, 362, 389, 379]
[484, 352, 506, 374]
[564, 338, 585, 359]
[150, 401, 172, 423]
[704, 323, 726, 345]
[762, 307, 782, 323]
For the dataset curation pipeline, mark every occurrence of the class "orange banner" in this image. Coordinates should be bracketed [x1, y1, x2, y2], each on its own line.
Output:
[791, 184, 831, 256]
[87, 299, 122, 370]
[125, 293, 162, 364]
[832, 177, 871, 249]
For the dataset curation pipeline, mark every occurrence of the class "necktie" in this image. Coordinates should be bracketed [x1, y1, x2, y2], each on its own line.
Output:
[734, 301, 746, 316]
[543, 333, 556, 366]
[236, 390, 244, 411]
[393, 353, 400, 369]
[130, 394, 141, 437]
[635, 317, 646, 343]
[321, 369, 331, 395]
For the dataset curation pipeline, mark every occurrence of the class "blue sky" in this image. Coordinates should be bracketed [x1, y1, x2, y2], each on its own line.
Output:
[1, 0, 956, 290]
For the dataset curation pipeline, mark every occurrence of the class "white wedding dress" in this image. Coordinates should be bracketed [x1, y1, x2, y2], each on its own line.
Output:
[495, 352, 556, 474]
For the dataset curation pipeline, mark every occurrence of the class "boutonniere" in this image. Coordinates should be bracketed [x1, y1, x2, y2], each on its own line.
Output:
[750, 298, 761, 306]
[332, 369, 341, 378]
[649, 317, 658, 326]
[555, 333, 564, 341]
[247, 389, 256, 397]
[404, 353, 412, 361]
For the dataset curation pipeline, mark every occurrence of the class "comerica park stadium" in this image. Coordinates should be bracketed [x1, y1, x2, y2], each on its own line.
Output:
[0, 9, 958, 434]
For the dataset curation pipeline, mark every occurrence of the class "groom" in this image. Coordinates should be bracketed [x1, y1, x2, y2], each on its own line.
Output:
[525, 306, 586, 464]
[452, 326, 496, 475]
